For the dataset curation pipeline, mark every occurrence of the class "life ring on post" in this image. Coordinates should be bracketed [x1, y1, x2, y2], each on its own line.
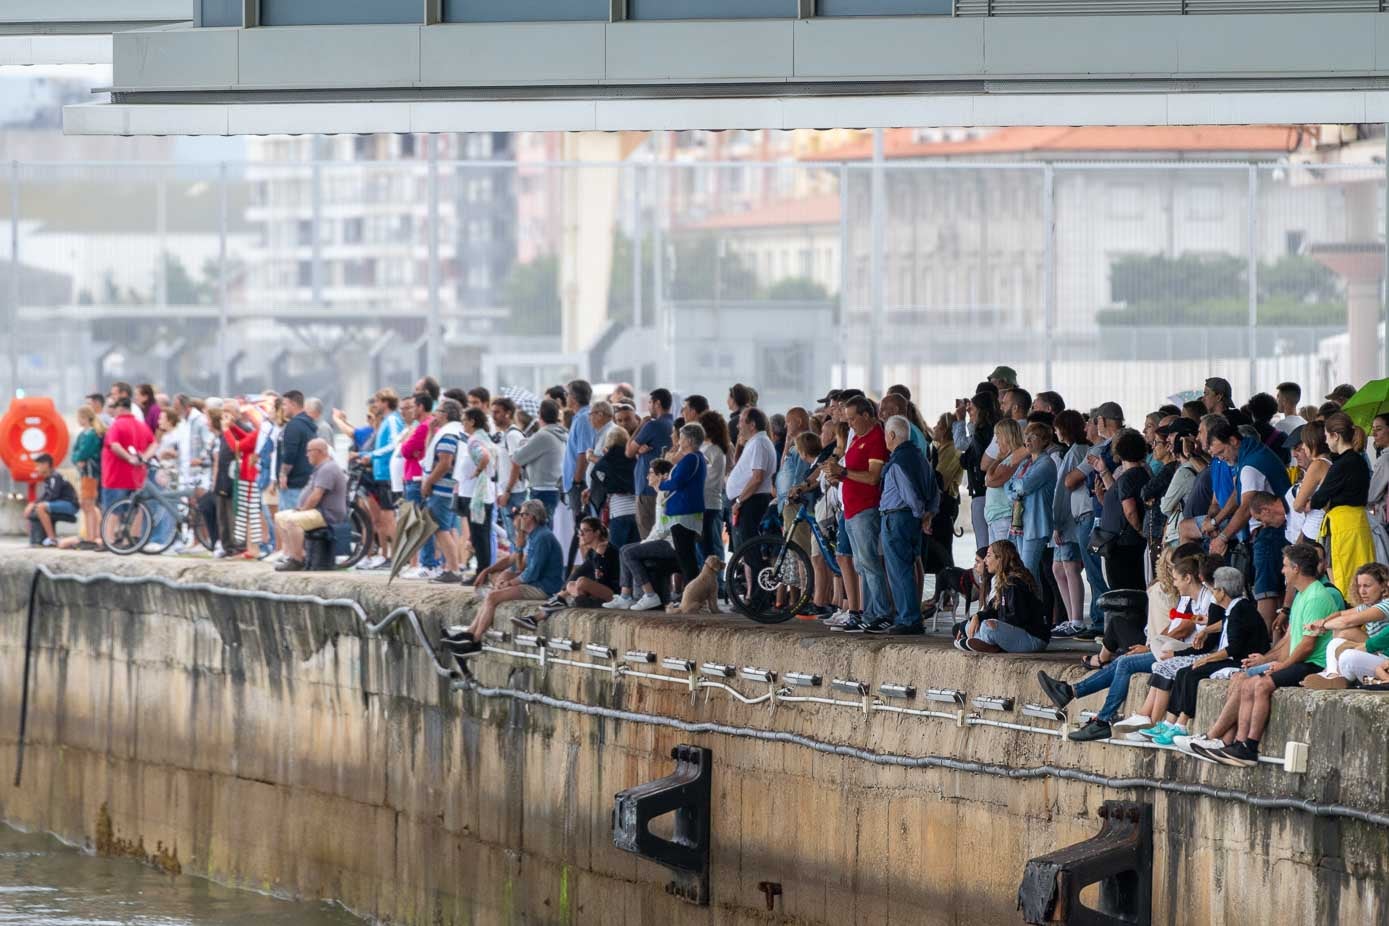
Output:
[0, 397, 71, 484]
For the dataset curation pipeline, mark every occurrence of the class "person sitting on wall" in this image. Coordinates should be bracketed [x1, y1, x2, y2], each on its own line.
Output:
[25, 454, 78, 547]
[511, 516, 623, 631]
[956, 540, 1051, 653]
[272, 438, 347, 572]
[448, 499, 565, 652]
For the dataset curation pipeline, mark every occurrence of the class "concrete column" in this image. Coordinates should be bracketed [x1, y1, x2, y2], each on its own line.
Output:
[1348, 277, 1380, 386]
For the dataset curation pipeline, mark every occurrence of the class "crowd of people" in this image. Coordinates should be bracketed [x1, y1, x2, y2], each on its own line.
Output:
[27, 368, 1389, 752]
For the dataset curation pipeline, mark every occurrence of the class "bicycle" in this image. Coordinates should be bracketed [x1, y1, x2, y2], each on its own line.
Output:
[101, 468, 214, 556]
[724, 497, 841, 624]
[336, 468, 375, 569]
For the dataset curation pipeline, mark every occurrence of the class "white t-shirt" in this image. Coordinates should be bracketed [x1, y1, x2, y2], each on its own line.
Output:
[455, 431, 497, 503]
[1274, 415, 1306, 436]
[727, 432, 777, 499]
[1240, 464, 1272, 529]
[495, 425, 526, 495]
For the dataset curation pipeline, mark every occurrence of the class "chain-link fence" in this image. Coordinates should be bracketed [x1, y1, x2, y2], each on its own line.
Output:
[3, 154, 1383, 425]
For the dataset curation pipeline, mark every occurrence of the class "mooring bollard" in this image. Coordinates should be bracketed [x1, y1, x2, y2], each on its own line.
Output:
[612, 744, 712, 905]
[1017, 801, 1152, 926]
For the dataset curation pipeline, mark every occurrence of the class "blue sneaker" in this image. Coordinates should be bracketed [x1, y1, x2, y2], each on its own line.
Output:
[1153, 724, 1188, 747]
[1135, 722, 1170, 740]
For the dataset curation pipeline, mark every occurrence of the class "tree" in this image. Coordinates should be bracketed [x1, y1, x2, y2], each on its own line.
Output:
[1098, 252, 1346, 327]
[763, 276, 830, 302]
[502, 255, 561, 336]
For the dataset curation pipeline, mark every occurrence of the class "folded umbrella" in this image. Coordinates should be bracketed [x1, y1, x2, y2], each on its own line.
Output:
[387, 500, 438, 585]
[1340, 379, 1389, 431]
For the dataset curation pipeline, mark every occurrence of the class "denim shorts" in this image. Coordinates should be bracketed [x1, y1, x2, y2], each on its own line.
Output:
[836, 512, 852, 557]
[1252, 527, 1289, 600]
[1053, 540, 1080, 562]
[42, 500, 78, 518]
[426, 493, 458, 532]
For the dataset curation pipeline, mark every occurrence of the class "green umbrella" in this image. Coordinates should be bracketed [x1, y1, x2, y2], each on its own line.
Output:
[1339, 379, 1389, 431]
[387, 501, 438, 585]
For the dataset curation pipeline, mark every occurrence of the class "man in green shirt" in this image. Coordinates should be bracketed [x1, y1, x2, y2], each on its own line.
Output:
[1189, 544, 1337, 767]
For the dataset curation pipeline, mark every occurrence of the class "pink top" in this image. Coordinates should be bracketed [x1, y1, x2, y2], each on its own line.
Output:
[400, 422, 429, 481]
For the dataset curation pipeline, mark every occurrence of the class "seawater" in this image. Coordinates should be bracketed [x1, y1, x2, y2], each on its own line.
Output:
[0, 823, 364, 925]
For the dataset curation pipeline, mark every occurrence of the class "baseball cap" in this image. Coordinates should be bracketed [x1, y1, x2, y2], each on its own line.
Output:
[815, 388, 842, 406]
[1157, 418, 1198, 439]
[988, 365, 1018, 386]
[1326, 383, 1357, 403]
[1094, 401, 1125, 422]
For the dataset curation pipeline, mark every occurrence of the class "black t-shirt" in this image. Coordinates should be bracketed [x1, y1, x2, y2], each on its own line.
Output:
[1101, 465, 1151, 537]
[576, 544, 622, 592]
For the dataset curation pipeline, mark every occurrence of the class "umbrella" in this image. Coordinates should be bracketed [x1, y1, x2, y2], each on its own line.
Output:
[500, 386, 541, 416]
[1339, 379, 1389, 431]
[387, 500, 438, 585]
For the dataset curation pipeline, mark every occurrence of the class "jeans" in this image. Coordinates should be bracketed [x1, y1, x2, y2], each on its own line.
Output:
[499, 494, 524, 550]
[530, 488, 560, 523]
[1018, 536, 1047, 587]
[620, 539, 678, 592]
[609, 514, 639, 554]
[1075, 516, 1108, 628]
[880, 510, 923, 628]
[975, 619, 1047, 653]
[279, 487, 303, 512]
[845, 508, 889, 620]
[970, 495, 988, 554]
[100, 487, 135, 512]
[698, 508, 726, 595]
[28, 500, 77, 543]
[1072, 651, 1157, 722]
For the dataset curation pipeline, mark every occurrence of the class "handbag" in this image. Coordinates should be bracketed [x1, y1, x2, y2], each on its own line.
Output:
[1087, 525, 1120, 558]
[1227, 539, 1255, 588]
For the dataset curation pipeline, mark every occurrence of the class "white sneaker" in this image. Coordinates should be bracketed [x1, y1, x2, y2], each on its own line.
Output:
[1111, 714, 1152, 737]
[404, 566, 432, 580]
[1177, 734, 1224, 761]
[824, 611, 853, 628]
[213, 546, 229, 559]
[630, 592, 663, 612]
[355, 556, 379, 570]
[603, 595, 635, 610]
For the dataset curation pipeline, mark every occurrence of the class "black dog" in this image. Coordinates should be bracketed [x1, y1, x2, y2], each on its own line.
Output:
[932, 565, 979, 623]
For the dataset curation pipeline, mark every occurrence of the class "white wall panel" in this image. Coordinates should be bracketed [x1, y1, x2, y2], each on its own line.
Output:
[793, 17, 982, 77]
[420, 23, 605, 84]
[115, 27, 236, 87]
[605, 20, 794, 80]
[237, 24, 419, 86]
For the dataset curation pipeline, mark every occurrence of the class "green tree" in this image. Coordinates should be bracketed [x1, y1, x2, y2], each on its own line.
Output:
[763, 276, 830, 302]
[502, 255, 561, 336]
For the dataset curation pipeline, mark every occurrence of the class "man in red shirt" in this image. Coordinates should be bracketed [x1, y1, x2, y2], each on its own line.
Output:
[824, 394, 890, 633]
[100, 395, 155, 513]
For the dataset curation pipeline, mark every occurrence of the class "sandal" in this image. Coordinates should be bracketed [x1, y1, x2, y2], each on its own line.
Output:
[1080, 654, 1106, 670]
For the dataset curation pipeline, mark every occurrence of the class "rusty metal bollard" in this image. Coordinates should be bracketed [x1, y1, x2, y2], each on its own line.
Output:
[1018, 801, 1153, 926]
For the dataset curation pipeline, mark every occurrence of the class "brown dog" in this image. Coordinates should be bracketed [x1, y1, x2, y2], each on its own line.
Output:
[667, 555, 722, 614]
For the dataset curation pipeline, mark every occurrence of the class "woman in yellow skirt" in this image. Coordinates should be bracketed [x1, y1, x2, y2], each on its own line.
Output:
[1313, 412, 1377, 600]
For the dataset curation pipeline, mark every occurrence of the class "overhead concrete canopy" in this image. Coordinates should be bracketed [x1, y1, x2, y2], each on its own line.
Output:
[0, 0, 190, 65]
[63, 9, 1389, 134]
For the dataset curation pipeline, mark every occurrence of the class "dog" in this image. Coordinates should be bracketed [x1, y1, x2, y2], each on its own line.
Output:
[667, 555, 723, 614]
[932, 565, 979, 621]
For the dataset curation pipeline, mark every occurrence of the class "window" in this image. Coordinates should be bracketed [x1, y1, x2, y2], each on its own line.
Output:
[399, 134, 416, 158]
[343, 218, 364, 244]
[259, 0, 418, 25]
[296, 220, 314, 247]
[297, 261, 313, 288]
[199, 0, 241, 26]
[630, 0, 795, 17]
[468, 264, 491, 290]
[443, 0, 608, 21]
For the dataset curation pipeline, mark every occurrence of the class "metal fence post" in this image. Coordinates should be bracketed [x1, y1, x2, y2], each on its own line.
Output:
[839, 161, 850, 388]
[1247, 164, 1258, 395]
[427, 134, 441, 378]
[632, 162, 643, 330]
[218, 161, 230, 396]
[869, 128, 885, 395]
[311, 138, 324, 306]
[156, 171, 168, 309]
[8, 161, 18, 400]
[1043, 163, 1056, 391]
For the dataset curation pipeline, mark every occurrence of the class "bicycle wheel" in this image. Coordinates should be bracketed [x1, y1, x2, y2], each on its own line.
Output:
[101, 499, 153, 556]
[725, 534, 813, 624]
[336, 504, 373, 569]
[141, 500, 180, 555]
[188, 499, 216, 552]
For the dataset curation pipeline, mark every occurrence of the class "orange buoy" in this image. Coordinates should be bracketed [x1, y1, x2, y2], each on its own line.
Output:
[0, 397, 71, 484]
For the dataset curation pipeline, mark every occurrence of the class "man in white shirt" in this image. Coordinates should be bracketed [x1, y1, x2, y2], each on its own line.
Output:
[1273, 381, 1306, 438]
[726, 408, 777, 550]
[490, 396, 528, 548]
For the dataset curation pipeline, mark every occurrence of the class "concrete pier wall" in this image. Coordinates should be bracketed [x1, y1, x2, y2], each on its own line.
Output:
[1, 550, 1385, 924]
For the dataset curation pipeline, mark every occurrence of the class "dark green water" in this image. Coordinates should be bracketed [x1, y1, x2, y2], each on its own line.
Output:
[0, 824, 365, 925]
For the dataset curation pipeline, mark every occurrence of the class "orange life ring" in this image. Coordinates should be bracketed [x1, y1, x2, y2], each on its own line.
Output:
[0, 397, 71, 483]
